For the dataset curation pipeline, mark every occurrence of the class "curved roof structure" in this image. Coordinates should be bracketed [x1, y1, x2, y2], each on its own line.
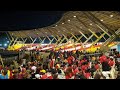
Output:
[9, 11, 120, 38]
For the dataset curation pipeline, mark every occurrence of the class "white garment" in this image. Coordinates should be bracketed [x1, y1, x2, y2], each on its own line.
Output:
[102, 71, 110, 79]
[35, 74, 40, 79]
[58, 74, 65, 79]
[31, 66, 37, 73]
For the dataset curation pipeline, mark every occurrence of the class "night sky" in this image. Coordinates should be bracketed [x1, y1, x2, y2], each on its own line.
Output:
[0, 11, 66, 47]
[0, 11, 66, 31]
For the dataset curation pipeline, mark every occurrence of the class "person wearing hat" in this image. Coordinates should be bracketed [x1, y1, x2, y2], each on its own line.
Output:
[40, 69, 47, 79]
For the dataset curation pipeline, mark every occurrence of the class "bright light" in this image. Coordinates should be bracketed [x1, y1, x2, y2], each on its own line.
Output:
[101, 19, 103, 21]
[55, 25, 58, 26]
[68, 20, 70, 22]
[0, 44, 2, 46]
[62, 23, 64, 24]
[7, 41, 9, 43]
[110, 15, 113, 17]
[4, 43, 7, 47]
[73, 16, 76, 17]
[90, 23, 92, 25]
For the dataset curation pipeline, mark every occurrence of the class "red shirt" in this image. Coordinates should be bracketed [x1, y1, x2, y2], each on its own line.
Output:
[73, 68, 79, 75]
[81, 65, 87, 71]
[108, 60, 114, 66]
[50, 60, 54, 68]
[9, 70, 13, 79]
[99, 55, 107, 63]
[41, 75, 48, 79]
[47, 76, 53, 79]
[65, 73, 73, 79]
[0, 65, 2, 70]
[67, 56, 74, 64]
[68, 59, 72, 64]
[66, 75, 70, 79]
[95, 64, 100, 70]
[80, 60, 85, 65]
[84, 73, 91, 79]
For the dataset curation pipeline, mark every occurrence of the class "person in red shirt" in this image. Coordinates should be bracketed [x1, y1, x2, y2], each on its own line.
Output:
[47, 75, 53, 79]
[65, 71, 71, 79]
[84, 69, 91, 79]
[41, 74, 48, 79]
[73, 67, 79, 75]
[40, 70, 47, 79]
[67, 57, 72, 65]
[99, 54, 107, 63]
[0, 64, 3, 71]
[108, 58, 114, 66]
[50, 59, 55, 69]
[94, 64, 99, 70]
[81, 62, 88, 72]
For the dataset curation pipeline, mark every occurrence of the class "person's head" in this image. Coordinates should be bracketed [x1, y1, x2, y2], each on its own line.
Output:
[53, 74, 58, 79]
[1, 68, 8, 76]
[40, 69, 46, 75]
[78, 70, 83, 75]
[110, 58, 114, 61]
[85, 69, 90, 73]
[68, 64, 72, 67]
[51, 69, 57, 75]
[94, 73, 101, 79]
[23, 64, 26, 68]
[58, 69, 62, 74]
[65, 71, 69, 76]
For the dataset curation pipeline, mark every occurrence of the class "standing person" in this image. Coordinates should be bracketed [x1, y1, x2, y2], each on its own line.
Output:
[49, 58, 55, 69]
[0, 69, 9, 79]
[76, 50, 79, 59]
[64, 51, 68, 59]
[40, 54, 44, 63]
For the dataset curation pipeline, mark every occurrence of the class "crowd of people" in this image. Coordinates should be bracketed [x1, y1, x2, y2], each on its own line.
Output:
[0, 49, 120, 79]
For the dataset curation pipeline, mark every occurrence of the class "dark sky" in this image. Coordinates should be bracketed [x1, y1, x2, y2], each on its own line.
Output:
[0, 11, 66, 31]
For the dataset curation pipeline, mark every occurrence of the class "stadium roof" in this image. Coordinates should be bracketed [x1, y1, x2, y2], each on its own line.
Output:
[9, 11, 120, 38]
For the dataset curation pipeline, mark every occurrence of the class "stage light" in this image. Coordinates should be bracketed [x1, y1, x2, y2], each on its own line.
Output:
[110, 15, 113, 17]
[4, 43, 7, 47]
[73, 16, 76, 18]
[7, 41, 9, 43]
[90, 23, 92, 25]
[68, 20, 70, 22]
[101, 19, 103, 21]
[62, 23, 64, 24]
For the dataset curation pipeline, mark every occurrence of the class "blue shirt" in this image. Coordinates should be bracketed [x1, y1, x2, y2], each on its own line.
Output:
[0, 74, 9, 79]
